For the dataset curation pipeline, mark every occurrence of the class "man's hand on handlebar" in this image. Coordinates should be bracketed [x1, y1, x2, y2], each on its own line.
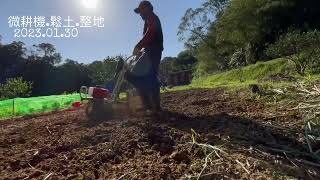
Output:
[133, 46, 142, 56]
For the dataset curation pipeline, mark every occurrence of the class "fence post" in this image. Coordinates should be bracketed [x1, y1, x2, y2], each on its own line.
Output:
[12, 98, 15, 116]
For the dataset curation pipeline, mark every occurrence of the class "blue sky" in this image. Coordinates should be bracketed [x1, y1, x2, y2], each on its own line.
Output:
[0, 0, 203, 63]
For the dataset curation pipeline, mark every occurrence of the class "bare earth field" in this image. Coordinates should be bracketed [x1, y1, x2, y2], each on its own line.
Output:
[1, 89, 319, 179]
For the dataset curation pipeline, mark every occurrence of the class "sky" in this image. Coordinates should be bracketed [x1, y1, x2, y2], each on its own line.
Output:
[0, 0, 203, 63]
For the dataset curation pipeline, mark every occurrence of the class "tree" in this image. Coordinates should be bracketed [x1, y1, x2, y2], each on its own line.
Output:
[266, 30, 320, 75]
[0, 77, 33, 99]
[87, 56, 121, 85]
[33, 43, 62, 65]
[160, 53, 197, 74]
[176, 51, 198, 68]
[0, 41, 27, 82]
[21, 57, 53, 96]
[179, 0, 320, 74]
[159, 52, 198, 84]
[159, 57, 176, 83]
[44, 59, 91, 94]
[178, 0, 229, 50]
[194, 28, 234, 73]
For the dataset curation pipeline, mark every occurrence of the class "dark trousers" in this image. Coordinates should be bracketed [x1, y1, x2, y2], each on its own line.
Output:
[125, 50, 162, 111]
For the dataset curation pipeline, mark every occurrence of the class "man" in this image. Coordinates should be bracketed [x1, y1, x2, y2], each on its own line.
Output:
[124, 1, 164, 114]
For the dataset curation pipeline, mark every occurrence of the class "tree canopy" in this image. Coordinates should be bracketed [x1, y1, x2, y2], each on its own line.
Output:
[179, 0, 320, 74]
[0, 40, 124, 98]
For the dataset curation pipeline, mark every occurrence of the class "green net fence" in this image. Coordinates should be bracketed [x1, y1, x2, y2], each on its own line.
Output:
[0, 94, 81, 119]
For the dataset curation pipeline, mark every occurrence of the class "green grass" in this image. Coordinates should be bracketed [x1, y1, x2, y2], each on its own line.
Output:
[167, 58, 319, 92]
[0, 94, 81, 120]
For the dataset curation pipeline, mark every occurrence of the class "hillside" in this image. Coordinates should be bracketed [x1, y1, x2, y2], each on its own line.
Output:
[171, 58, 320, 91]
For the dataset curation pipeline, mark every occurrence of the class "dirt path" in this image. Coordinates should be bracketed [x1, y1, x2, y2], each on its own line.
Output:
[0, 89, 319, 179]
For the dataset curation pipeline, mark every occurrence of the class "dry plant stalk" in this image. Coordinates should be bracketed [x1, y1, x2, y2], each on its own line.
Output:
[272, 82, 320, 160]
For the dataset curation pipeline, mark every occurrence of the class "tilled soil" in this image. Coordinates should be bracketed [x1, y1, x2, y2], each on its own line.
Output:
[0, 89, 319, 179]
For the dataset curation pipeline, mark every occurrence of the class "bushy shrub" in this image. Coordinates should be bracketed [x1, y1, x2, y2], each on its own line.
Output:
[266, 30, 320, 75]
[0, 77, 33, 99]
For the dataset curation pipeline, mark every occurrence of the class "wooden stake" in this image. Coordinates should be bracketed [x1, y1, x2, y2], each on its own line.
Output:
[12, 98, 15, 116]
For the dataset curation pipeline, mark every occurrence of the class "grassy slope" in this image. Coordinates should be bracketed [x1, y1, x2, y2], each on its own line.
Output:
[169, 58, 316, 91]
